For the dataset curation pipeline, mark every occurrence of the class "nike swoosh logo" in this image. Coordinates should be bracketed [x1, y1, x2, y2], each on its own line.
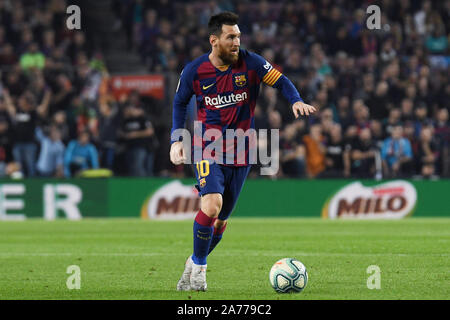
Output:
[202, 83, 215, 90]
[212, 102, 236, 109]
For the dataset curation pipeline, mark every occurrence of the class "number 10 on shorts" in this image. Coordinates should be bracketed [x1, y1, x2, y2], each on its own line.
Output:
[196, 160, 210, 178]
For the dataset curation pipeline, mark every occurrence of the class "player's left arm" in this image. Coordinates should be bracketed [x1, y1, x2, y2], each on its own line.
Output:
[270, 74, 316, 118]
[250, 51, 316, 118]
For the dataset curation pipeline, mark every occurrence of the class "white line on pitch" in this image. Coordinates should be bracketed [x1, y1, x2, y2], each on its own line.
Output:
[0, 252, 447, 257]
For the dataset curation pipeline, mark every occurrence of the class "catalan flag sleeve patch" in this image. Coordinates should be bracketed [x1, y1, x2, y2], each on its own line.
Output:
[262, 68, 283, 86]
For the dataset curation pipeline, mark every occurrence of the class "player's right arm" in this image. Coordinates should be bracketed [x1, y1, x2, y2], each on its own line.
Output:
[170, 65, 195, 165]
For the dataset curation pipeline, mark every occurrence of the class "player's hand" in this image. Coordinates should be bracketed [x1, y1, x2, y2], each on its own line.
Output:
[170, 141, 187, 165]
[292, 101, 317, 118]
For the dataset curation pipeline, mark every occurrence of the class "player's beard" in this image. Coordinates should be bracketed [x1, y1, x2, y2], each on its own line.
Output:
[218, 43, 239, 65]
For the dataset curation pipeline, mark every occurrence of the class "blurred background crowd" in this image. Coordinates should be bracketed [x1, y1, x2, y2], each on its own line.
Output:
[0, 0, 449, 180]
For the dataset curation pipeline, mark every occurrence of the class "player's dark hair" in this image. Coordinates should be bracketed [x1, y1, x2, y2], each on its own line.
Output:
[208, 12, 239, 36]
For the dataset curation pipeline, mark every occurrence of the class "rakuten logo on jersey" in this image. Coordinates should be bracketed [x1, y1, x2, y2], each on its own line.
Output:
[204, 92, 248, 109]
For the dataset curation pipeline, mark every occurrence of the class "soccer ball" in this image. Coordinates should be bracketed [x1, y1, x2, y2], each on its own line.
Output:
[269, 258, 308, 293]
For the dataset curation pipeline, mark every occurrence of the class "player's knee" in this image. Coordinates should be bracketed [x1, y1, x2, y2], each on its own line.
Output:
[201, 193, 223, 218]
[214, 219, 227, 230]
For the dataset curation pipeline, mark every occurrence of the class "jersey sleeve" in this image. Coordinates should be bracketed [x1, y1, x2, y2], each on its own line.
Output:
[247, 51, 283, 86]
[171, 64, 195, 143]
[247, 51, 303, 105]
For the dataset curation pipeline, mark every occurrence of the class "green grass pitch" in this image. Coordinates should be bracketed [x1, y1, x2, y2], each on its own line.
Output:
[0, 218, 448, 300]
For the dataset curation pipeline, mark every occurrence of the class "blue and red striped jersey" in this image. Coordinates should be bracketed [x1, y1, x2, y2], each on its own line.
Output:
[171, 48, 303, 166]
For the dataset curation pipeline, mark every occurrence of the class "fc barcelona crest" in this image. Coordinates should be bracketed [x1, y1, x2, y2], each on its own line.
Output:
[234, 74, 247, 87]
[199, 178, 206, 188]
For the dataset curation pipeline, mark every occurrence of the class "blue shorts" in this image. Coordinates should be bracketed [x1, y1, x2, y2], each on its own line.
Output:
[193, 160, 251, 221]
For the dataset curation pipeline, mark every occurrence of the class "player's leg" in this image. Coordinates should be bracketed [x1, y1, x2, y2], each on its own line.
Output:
[190, 160, 225, 290]
[190, 192, 222, 291]
[179, 200, 222, 291]
[192, 192, 222, 265]
[177, 160, 224, 291]
[208, 218, 227, 254]
[208, 165, 251, 255]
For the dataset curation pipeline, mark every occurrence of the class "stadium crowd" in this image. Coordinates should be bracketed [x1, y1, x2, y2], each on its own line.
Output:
[0, 0, 449, 180]
[0, 0, 160, 178]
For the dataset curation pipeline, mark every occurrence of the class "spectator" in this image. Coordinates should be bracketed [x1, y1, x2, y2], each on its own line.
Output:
[0, 112, 11, 177]
[139, 9, 159, 63]
[434, 108, 450, 176]
[97, 99, 120, 170]
[67, 32, 91, 64]
[367, 81, 390, 120]
[64, 130, 99, 177]
[0, 0, 448, 179]
[40, 29, 56, 56]
[400, 98, 415, 122]
[404, 121, 417, 153]
[370, 119, 385, 146]
[0, 44, 18, 66]
[319, 108, 336, 136]
[45, 46, 72, 75]
[383, 108, 402, 138]
[323, 124, 350, 178]
[5, 67, 27, 96]
[350, 128, 378, 178]
[379, 38, 397, 64]
[352, 100, 370, 131]
[414, 0, 432, 36]
[381, 125, 413, 178]
[336, 95, 353, 131]
[413, 103, 431, 138]
[52, 74, 74, 114]
[51, 111, 70, 144]
[415, 126, 438, 178]
[417, 76, 433, 108]
[119, 104, 155, 177]
[66, 96, 97, 138]
[279, 124, 305, 177]
[3, 88, 51, 177]
[425, 25, 448, 54]
[35, 126, 65, 177]
[303, 124, 326, 178]
[19, 42, 45, 71]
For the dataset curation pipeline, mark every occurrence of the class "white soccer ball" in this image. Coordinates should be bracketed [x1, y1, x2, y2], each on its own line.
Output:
[269, 258, 308, 293]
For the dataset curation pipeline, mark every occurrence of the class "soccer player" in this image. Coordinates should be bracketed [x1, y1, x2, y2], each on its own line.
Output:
[170, 12, 316, 291]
